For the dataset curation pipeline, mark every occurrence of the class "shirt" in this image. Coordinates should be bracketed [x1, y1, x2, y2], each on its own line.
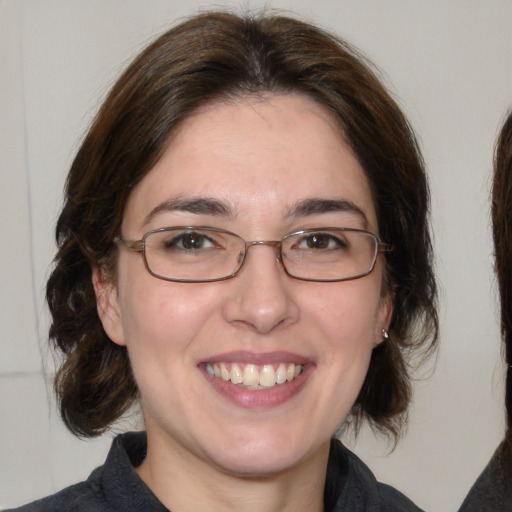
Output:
[7, 432, 422, 511]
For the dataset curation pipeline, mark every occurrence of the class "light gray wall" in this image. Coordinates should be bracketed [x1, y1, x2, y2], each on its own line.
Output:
[1, 0, 511, 510]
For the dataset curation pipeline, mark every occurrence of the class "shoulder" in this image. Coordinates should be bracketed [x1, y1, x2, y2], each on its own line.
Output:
[4, 432, 152, 512]
[458, 441, 512, 512]
[3, 474, 104, 512]
[326, 438, 423, 512]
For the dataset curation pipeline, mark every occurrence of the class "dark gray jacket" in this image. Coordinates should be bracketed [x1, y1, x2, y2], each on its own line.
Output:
[458, 440, 512, 512]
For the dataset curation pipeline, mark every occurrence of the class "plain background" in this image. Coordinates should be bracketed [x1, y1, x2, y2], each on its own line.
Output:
[1, 0, 511, 510]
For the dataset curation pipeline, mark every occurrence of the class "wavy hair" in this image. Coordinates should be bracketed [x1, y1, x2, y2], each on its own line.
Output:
[492, 111, 512, 444]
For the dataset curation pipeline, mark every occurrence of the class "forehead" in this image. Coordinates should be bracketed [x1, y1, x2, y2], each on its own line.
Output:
[122, 93, 377, 233]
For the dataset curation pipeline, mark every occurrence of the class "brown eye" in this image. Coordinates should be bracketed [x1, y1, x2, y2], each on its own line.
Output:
[180, 233, 205, 249]
[164, 232, 214, 251]
[298, 232, 348, 251]
[306, 233, 329, 249]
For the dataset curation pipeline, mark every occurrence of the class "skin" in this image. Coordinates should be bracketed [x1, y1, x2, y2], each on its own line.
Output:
[94, 93, 392, 512]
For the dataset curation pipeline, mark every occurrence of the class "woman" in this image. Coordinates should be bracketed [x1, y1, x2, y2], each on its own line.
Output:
[458, 112, 512, 511]
[10, 11, 438, 511]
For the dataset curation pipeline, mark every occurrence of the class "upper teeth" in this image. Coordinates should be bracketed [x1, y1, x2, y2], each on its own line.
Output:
[205, 362, 304, 388]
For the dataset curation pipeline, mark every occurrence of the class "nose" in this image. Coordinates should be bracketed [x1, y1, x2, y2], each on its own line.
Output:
[222, 243, 300, 334]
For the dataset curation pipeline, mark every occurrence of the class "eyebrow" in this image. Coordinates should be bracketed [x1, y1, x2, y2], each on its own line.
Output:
[287, 198, 369, 226]
[143, 196, 235, 226]
[143, 196, 369, 227]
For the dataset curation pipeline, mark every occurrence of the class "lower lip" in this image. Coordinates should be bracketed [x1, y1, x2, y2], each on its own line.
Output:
[200, 365, 312, 409]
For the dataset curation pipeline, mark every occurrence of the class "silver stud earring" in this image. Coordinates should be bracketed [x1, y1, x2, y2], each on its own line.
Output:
[381, 328, 389, 340]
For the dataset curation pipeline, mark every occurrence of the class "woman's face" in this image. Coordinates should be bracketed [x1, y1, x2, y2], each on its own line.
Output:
[95, 93, 391, 477]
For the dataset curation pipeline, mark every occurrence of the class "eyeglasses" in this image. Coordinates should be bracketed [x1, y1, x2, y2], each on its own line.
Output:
[114, 226, 392, 283]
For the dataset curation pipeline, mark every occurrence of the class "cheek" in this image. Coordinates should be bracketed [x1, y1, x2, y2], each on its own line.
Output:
[307, 282, 382, 359]
[116, 272, 222, 360]
[115, 283, 213, 402]
[301, 284, 382, 429]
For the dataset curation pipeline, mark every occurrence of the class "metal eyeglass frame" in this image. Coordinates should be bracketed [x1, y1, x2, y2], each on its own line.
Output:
[114, 226, 393, 283]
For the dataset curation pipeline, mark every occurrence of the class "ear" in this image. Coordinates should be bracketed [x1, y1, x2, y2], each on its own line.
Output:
[374, 291, 393, 347]
[92, 266, 126, 346]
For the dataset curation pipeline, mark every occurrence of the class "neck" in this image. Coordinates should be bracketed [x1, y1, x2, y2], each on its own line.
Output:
[136, 431, 329, 512]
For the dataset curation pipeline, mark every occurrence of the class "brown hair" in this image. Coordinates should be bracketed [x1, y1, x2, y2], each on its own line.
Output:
[47, 11, 438, 439]
[492, 111, 512, 438]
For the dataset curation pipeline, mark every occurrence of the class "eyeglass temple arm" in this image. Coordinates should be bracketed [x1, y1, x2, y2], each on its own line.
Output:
[113, 236, 145, 252]
[378, 243, 393, 253]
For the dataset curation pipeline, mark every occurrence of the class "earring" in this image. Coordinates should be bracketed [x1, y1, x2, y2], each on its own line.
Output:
[381, 328, 389, 341]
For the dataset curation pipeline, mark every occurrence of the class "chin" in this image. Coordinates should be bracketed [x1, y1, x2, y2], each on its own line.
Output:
[206, 432, 321, 478]
[213, 453, 302, 478]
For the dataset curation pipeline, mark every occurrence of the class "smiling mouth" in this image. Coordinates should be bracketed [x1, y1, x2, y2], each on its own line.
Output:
[204, 362, 305, 389]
